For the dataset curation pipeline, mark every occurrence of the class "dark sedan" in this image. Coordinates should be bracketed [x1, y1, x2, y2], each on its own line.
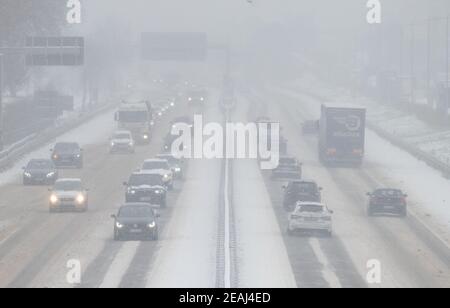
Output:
[283, 180, 322, 212]
[367, 188, 408, 217]
[51, 142, 83, 169]
[23, 159, 58, 185]
[112, 203, 160, 241]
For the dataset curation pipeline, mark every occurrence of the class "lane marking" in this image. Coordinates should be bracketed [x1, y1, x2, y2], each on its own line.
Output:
[99, 242, 140, 288]
[309, 238, 342, 288]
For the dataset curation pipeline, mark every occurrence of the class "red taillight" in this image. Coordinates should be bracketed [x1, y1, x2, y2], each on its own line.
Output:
[326, 148, 337, 156]
[353, 148, 363, 156]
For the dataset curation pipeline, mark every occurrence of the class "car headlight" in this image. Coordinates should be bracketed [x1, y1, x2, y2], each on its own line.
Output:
[128, 142, 134, 147]
[174, 167, 181, 172]
[154, 190, 162, 194]
[163, 174, 169, 179]
[53, 155, 58, 160]
[128, 189, 136, 194]
[116, 222, 124, 229]
[24, 172, 32, 178]
[143, 134, 149, 140]
[76, 154, 81, 158]
[111, 142, 115, 147]
[76, 194, 85, 204]
[188, 97, 192, 101]
[46, 172, 55, 178]
[200, 97, 204, 101]
[50, 195, 59, 204]
[148, 221, 156, 229]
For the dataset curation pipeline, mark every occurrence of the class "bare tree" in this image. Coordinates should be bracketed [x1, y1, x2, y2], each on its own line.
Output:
[0, 0, 65, 96]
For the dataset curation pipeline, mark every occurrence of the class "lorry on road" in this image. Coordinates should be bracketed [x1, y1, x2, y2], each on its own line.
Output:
[318, 104, 366, 166]
[115, 101, 153, 144]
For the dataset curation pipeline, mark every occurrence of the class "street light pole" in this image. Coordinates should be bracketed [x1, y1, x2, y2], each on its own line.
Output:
[0, 53, 3, 151]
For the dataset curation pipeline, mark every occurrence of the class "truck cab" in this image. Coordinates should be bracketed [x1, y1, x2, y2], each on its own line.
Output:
[115, 101, 153, 144]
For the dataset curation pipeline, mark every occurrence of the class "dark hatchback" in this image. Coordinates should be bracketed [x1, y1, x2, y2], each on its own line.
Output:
[124, 171, 167, 207]
[283, 180, 322, 212]
[272, 157, 302, 179]
[23, 159, 58, 185]
[367, 189, 408, 217]
[51, 142, 83, 168]
[112, 203, 160, 241]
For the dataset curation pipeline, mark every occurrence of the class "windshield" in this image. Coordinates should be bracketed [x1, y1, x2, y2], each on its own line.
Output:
[128, 174, 163, 186]
[280, 158, 297, 165]
[142, 161, 169, 170]
[118, 206, 154, 218]
[114, 133, 131, 139]
[54, 143, 79, 152]
[298, 204, 324, 213]
[118, 111, 148, 123]
[291, 182, 317, 194]
[373, 189, 404, 198]
[54, 181, 82, 191]
[28, 160, 54, 169]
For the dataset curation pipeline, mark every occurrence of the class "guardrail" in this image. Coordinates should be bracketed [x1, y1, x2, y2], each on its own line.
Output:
[0, 102, 116, 171]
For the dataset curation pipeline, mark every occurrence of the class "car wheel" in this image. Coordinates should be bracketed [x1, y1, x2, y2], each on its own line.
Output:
[399, 208, 407, 218]
[287, 227, 293, 236]
[114, 230, 121, 241]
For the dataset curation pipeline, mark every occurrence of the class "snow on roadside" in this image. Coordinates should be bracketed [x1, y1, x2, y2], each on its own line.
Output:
[275, 81, 450, 245]
[0, 109, 116, 186]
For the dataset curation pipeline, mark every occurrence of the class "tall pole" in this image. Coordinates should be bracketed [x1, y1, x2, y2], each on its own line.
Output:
[0, 54, 3, 151]
[427, 18, 431, 105]
[446, 16, 449, 112]
[410, 23, 415, 105]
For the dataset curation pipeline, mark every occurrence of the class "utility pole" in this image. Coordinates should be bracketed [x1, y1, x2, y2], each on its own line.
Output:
[446, 16, 449, 112]
[410, 23, 415, 105]
[0, 54, 4, 151]
[427, 18, 431, 105]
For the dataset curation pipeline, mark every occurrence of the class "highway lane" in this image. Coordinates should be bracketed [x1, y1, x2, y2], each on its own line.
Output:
[248, 84, 450, 288]
[0, 104, 188, 288]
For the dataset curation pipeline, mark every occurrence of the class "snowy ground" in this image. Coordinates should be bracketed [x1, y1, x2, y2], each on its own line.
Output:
[273, 81, 450, 248]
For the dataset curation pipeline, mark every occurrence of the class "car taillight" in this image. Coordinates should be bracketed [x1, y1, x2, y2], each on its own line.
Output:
[326, 148, 337, 156]
[353, 148, 363, 156]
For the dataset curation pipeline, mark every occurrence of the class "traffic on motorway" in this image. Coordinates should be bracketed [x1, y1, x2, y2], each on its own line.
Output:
[1, 0, 450, 292]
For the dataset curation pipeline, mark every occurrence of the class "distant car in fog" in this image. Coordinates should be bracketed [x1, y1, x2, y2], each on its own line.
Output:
[112, 203, 159, 241]
[23, 159, 58, 185]
[302, 120, 319, 135]
[271, 156, 302, 179]
[49, 178, 89, 212]
[287, 202, 333, 237]
[141, 159, 174, 190]
[367, 189, 408, 217]
[109, 130, 135, 154]
[186, 89, 208, 106]
[51, 142, 83, 169]
[283, 180, 322, 212]
[124, 171, 167, 207]
[156, 154, 184, 180]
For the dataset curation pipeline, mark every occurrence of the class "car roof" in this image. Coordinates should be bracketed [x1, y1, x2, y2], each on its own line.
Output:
[132, 170, 164, 176]
[121, 202, 153, 208]
[114, 130, 132, 135]
[143, 159, 168, 163]
[290, 179, 317, 185]
[296, 202, 325, 207]
[55, 178, 82, 183]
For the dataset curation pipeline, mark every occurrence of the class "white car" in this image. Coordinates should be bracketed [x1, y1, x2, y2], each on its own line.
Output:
[287, 202, 333, 237]
[110, 130, 135, 154]
[49, 178, 89, 212]
[141, 159, 174, 190]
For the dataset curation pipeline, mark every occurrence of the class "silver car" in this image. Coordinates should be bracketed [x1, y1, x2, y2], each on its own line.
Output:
[287, 202, 333, 237]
